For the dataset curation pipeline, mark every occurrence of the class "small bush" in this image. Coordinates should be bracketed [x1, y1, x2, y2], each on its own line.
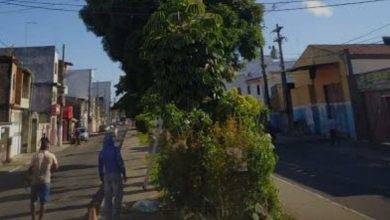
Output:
[135, 113, 156, 133]
[152, 92, 280, 219]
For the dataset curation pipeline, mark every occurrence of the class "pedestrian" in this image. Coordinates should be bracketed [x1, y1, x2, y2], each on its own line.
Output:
[40, 133, 49, 145]
[328, 118, 338, 145]
[28, 138, 59, 220]
[98, 133, 127, 220]
[74, 128, 80, 145]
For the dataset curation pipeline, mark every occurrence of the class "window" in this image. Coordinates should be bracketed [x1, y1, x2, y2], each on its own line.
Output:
[247, 85, 251, 94]
[54, 63, 58, 75]
[237, 87, 242, 95]
[257, 85, 261, 95]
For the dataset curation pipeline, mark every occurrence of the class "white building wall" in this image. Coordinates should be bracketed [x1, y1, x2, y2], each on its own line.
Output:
[10, 110, 22, 157]
[226, 58, 296, 105]
[65, 69, 94, 100]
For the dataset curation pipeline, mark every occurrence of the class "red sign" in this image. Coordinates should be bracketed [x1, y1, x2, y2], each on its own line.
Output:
[51, 104, 60, 116]
[63, 106, 73, 119]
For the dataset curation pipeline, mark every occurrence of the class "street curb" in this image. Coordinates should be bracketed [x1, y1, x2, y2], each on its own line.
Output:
[273, 175, 374, 220]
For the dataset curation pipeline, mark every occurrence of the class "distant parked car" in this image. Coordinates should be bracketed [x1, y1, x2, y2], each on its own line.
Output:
[77, 127, 89, 141]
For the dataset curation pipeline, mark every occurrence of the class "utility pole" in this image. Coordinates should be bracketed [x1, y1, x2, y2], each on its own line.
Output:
[88, 70, 92, 133]
[260, 47, 271, 110]
[273, 24, 292, 130]
[96, 81, 99, 126]
[58, 44, 65, 147]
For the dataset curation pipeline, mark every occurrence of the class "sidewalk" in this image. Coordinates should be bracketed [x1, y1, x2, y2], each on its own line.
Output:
[274, 175, 373, 220]
[117, 131, 374, 220]
[96, 130, 161, 219]
[0, 143, 72, 172]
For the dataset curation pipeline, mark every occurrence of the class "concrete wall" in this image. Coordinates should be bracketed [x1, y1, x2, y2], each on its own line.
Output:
[0, 46, 58, 115]
[9, 110, 22, 157]
[65, 69, 93, 100]
[91, 81, 111, 124]
[0, 46, 57, 83]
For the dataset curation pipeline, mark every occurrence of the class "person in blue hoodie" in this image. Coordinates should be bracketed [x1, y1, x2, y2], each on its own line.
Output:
[99, 134, 127, 220]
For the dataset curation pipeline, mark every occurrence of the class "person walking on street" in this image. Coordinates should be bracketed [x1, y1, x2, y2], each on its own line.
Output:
[74, 128, 81, 145]
[99, 133, 127, 220]
[28, 139, 59, 220]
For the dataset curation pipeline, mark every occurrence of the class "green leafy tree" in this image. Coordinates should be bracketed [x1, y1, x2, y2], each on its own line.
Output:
[141, 0, 237, 110]
[80, 0, 264, 115]
[80, 0, 158, 117]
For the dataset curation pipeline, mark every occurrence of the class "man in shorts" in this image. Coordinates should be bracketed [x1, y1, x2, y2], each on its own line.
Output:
[28, 139, 59, 220]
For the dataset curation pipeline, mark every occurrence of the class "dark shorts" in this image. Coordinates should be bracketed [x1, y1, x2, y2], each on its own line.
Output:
[31, 183, 50, 205]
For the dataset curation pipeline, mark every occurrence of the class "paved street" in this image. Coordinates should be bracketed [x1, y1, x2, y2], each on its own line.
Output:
[275, 136, 390, 220]
[0, 129, 127, 220]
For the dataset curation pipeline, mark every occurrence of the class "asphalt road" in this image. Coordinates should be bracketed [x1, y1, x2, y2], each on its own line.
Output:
[275, 137, 390, 220]
[0, 129, 127, 220]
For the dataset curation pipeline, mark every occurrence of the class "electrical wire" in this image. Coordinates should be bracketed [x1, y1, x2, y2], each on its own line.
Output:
[343, 23, 390, 43]
[265, 0, 389, 12]
[0, 0, 387, 15]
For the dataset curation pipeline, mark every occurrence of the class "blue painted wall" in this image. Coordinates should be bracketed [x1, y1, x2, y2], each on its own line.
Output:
[292, 102, 356, 139]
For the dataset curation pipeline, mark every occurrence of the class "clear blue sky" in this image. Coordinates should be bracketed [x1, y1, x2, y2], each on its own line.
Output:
[1, 0, 390, 96]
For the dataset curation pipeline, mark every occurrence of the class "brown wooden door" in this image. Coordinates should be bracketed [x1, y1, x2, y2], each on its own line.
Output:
[364, 90, 390, 142]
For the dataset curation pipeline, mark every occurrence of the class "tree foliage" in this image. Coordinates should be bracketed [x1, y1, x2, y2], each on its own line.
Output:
[80, 0, 264, 115]
[81, 1, 280, 219]
[80, 0, 158, 117]
[154, 93, 280, 219]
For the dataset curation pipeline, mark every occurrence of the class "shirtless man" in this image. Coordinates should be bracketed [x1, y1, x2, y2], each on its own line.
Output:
[28, 139, 59, 220]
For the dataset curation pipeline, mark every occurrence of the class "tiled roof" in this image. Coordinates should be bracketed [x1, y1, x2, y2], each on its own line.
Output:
[311, 44, 390, 55]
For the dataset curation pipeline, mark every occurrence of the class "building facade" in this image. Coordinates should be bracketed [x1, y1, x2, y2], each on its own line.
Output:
[0, 46, 60, 147]
[0, 56, 32, 158]
[91, 81, 111, 125]
[289, 44, 390, 142]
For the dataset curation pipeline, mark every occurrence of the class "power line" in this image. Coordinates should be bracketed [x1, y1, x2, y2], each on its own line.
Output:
[0, 8, 37, 14]
[265, 0, 389, 12]
[11, 0, 85, 7]
[0, 1, 76, 12]
[356, 34, 387, 44]
[260, 0, 331, 5]
[343, 23, 390, 43]
[0, 1, 157, 15]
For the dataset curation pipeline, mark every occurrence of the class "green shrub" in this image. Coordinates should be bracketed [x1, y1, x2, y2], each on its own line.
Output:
[152, 93, 280, 219]
[135, 113, 156, 133]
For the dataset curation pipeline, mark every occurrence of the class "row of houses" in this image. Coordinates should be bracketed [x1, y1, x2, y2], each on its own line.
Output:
[0, 46, 112, 161]
[227, 40, 390, 143]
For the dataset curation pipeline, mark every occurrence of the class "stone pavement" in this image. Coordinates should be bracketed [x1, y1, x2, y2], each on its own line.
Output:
[115, 131, 375, 220]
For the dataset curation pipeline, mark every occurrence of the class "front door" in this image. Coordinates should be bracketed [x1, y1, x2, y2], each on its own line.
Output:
[30, 119, 38, 152]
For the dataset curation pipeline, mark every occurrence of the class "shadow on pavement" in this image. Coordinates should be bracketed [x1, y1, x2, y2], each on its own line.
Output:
[0, 171, 25, 193]
[56, 164, 97, 172]
[0, 204, 87, 220]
